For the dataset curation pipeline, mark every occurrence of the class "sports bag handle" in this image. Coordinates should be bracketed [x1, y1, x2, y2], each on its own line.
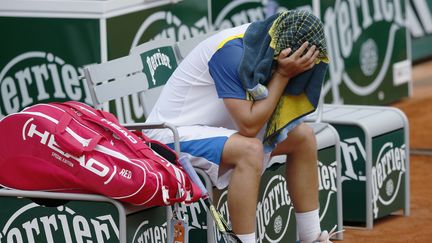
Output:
[61, 102, 150, 157]
[54, 112, 103, 157]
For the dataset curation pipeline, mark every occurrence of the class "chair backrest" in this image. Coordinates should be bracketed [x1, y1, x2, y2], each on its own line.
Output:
[129, 34, 216, 117]
[84, 54, 148, 110]
[84, 38, 181, 118]
[85, 34, 214, 118]
[129, 38, 180, 117]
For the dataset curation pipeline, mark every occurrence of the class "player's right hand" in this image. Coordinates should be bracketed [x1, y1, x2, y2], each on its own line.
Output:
[275, 42, 319, 79]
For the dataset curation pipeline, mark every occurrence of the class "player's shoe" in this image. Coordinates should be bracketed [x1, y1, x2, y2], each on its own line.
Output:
[313, 225, 344, 243]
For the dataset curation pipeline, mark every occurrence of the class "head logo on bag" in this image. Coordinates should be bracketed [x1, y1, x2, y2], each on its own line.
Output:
[22, 116, 110, 178]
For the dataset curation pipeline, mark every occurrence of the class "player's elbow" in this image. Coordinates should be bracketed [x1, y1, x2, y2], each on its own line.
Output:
[238, 125, 261, 138]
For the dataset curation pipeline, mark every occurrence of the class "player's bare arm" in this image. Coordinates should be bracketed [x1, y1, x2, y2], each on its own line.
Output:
[224, 42, 319, 137]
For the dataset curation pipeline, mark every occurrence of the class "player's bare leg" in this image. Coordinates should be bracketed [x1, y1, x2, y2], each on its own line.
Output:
[271, 123, 319, 211]
[220, 134, 264, 234]
[271, 123, 322, 242]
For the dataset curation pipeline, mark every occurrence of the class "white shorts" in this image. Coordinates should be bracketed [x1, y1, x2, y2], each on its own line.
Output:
[144, 125, 273, 189]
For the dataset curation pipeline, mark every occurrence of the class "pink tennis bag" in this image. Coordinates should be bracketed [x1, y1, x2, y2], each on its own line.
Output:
[0, 101, 202, 206]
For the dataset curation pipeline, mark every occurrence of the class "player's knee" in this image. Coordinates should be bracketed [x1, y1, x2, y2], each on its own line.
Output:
[238, 137, 264, 173]
[291, 124, 316, 148]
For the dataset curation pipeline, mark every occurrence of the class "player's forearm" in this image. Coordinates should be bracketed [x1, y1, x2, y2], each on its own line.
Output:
[237, 44, 319, 137]
[251, 72, 288, 118]
[239, 72, 289, 136]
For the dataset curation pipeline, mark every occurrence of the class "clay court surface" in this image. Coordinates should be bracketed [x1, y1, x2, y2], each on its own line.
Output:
[342, 61, 432, 242]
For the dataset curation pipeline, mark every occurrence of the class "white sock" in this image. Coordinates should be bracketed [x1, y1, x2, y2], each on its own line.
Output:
[237, 232, 256, 243]
[295, 209, 321, 242]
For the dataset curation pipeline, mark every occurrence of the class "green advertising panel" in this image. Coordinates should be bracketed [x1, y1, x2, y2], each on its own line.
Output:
[255, 164, 296, 243]
[333, 124, 407, 225]
[176, 200, 209, 242]
[127, 183, 210, 243]
[213, 163, 297, 243]
[211, 0, 269, 30]
[140, 46, 178, 90]
[334, 125, 368, 223]
[317, 146, 339, 232]
[210, 0, 309, 31]
[371, 129, 407, 219]
[0, 197, 119, 242]
[407, 0, 432, 61]
[106, 0, 209, 60]
[127, 206, 167, 243]
[320, 0, 411, 105]
[0, 17, 100, 118]
[279, 0, 313, 12]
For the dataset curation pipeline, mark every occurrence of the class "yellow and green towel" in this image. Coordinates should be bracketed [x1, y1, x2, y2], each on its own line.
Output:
[238, 10, 329, 152]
